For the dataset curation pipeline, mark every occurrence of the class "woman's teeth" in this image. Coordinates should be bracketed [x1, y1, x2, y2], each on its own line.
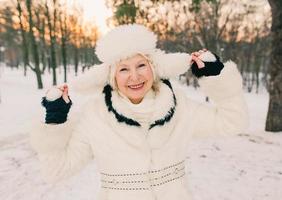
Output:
[128, 83, 144, 89]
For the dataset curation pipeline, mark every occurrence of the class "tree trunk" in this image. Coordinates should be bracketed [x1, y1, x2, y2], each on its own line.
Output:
[45, 0, 57, 85]
[26, 0, 43, 89]
[265, 0, 282, 132]
[59, 11, 68, 83]
[35, 8, 47, 74]
[61, 38, 67, 82]
[40, 23, 47, 73]
[16, 0, 29, 76]
[74, 47, 79, 76]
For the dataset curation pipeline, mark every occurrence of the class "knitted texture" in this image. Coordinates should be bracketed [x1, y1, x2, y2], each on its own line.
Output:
[41, 96, 72, 124]
[191, 53, 224, 78]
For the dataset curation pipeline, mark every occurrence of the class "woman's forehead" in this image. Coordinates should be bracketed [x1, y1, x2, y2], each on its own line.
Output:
[118, 54, 147, 66]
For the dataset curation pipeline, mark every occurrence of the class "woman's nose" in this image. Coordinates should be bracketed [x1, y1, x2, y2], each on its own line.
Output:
[129, 69, 139, 81]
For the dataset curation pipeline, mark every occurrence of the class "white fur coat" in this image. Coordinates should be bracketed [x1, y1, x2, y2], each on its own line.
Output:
[29, 61, 248, 200]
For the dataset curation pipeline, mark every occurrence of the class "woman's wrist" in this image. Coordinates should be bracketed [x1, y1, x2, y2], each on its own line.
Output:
[41, 96, 72, 124]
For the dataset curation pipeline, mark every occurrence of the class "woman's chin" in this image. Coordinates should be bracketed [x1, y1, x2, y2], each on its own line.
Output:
[128, 94, 144, 102]
[127, 92, 145, 104]
[129, 98, 143, 104]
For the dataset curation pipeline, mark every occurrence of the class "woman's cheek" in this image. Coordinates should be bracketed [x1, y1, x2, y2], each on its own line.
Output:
[116, 73, 129, 87]
[138, 66, 150, 76]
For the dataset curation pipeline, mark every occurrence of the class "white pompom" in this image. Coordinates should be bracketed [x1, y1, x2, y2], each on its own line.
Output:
[199, 51, 217, 62]
[46, 87, 63, 101]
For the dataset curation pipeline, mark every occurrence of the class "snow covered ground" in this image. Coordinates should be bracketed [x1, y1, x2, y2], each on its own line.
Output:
[0, 67, 281, 200]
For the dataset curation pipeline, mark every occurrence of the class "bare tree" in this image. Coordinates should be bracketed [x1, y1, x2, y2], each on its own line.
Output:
[26, 0, 43, 89]
[45, 0, 58, 85]
[34, 3, 48, 73]
[58, 3, 69, 82]
[16, 0, 29, 76]
[265, 0, 282, 132]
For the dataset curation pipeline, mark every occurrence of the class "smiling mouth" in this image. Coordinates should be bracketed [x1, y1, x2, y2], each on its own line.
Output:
[128, 82, 145, 89]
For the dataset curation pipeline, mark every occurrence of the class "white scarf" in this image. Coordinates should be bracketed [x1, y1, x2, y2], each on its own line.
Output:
[116, 89, 156, 128]
[109, 81, 175, 130]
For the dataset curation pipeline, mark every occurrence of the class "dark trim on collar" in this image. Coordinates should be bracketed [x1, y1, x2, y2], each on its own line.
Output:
[149, 79, 177, 130]
[102, 79, 177, 130]
[102, 85, 141, 127]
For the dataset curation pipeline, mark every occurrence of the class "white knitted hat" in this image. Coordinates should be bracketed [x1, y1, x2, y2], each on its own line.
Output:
[70, 24, 216, 93]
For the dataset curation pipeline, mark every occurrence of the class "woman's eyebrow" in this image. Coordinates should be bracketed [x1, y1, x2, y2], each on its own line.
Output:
[118, 63, 129, 67]
[118, 59, 146, 67]
[137, 59, 146, 64]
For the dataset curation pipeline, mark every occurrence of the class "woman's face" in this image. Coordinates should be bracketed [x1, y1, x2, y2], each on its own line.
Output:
[115, 54, 154, 104]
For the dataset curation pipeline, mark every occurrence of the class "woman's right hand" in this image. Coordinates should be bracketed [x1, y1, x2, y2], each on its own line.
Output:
[190, 49, 207, 69]
[46, 84, 70, 103]
[42, 84, 72, 124]
[58, 84, 70, 103]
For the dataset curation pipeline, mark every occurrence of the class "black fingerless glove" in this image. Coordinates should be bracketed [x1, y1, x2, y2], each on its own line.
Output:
[191, 53, 224, 78]
[41, 96, 72, 124]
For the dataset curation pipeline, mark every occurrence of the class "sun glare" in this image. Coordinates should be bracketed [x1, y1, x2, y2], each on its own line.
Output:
[68, 0, 112, 35]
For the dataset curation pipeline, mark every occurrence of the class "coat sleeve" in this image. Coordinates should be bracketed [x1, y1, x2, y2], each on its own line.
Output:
[29, 104, 94, 184]
[189, 60, 249, 139]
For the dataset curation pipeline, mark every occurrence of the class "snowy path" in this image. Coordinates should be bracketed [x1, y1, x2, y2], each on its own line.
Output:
[0, 69, 282, 200]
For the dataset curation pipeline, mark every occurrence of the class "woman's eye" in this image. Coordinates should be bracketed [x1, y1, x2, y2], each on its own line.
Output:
[120, 68, 128, 72]
[138, 64, 146, 68]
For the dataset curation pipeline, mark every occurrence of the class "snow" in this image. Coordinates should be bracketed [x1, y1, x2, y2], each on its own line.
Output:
[0, 67, 281, 200]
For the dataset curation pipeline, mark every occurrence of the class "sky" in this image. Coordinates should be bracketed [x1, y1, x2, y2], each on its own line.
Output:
[67, 0, 112, 34]
[0, 0, 113, 34]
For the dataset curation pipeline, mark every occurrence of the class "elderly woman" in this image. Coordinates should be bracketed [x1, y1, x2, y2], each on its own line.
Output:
[30, 24, 248, 200]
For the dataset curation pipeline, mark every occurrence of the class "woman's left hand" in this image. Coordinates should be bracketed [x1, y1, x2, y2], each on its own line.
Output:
[190, 49, 224, 78]
[190, 49, 207, 69]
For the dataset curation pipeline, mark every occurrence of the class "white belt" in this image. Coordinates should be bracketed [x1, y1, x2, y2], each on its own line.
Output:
[100, 160, 186, 191]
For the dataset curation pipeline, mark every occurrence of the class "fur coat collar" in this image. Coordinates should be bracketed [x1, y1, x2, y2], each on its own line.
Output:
[102, 79, 177, 131]
[99, 79, 182, 150]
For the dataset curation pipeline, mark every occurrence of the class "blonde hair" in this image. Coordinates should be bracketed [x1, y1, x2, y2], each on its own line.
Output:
[110, 53, 160, 93]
